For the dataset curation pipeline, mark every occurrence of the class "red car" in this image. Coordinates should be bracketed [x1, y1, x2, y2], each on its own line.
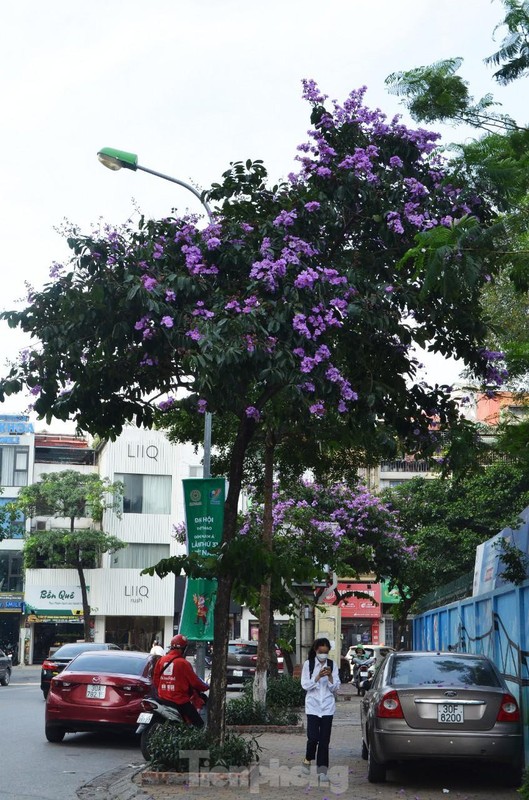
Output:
[45, 650, 155, 743]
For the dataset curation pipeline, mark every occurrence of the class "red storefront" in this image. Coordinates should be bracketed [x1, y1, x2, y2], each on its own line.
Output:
[324, 582, 381, 650]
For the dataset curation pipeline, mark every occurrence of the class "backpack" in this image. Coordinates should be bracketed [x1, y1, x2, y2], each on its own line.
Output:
[308, 656, 333, 678]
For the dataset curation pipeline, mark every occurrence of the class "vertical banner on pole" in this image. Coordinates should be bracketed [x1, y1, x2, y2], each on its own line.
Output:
[179, 478, 225, 641]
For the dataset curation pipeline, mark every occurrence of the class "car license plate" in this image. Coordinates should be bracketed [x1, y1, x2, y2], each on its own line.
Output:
[233, 669, 243, 677]
[137, 712, 153, 724]
[86, 684, 106, 699]
[437, 703, 464, 723]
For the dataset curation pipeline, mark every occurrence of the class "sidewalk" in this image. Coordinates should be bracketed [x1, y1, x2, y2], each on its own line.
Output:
[80, 688, 365, 800]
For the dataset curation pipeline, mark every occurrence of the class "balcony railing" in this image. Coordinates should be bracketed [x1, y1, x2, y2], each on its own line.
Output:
[380, 460, 432, 473]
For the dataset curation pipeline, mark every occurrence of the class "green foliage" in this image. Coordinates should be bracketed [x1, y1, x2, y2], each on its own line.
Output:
[147, 721, 260, 770]
[23, 527, 125, 570]
[518, 766, 529, 799]
[485, 0, 529, 85]
[242, 675, 305, 709]
[385, 59, 515, 132]
[494, 536, 529, 583]
[226, 694, 300, 726]
[14, 470, 123, 526]
[382, 461, 529, 615]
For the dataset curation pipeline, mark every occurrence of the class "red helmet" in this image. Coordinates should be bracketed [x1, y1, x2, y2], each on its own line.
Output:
[170, 634, 188, 650]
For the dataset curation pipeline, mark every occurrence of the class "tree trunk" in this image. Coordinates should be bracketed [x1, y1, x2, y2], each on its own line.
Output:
[253, 437, 275, 706]
[268, 606, 278, 678]
[207, 417, 256, 744]
[71, 516, 91, 643]
[394, 596, 414, 650]
[77, 562, 91, 642]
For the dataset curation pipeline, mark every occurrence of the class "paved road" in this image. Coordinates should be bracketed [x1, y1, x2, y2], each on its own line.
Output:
[0, 666, 144, 800]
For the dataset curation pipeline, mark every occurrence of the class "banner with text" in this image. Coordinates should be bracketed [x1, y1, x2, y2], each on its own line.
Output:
[179, 478, 225, 641]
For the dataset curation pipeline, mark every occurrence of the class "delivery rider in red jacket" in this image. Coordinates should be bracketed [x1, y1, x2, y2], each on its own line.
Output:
[153, 634, 209, 727]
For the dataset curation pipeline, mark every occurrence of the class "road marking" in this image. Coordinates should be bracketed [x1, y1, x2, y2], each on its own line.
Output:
[7, 682, 41, 686]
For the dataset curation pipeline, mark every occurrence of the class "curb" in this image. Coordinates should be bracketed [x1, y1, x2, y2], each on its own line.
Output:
[77, 763, 152, 800]
[228, 724, 303, 734]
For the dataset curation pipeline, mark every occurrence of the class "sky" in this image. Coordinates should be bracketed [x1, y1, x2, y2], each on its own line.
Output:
[0, 0, 524, 425]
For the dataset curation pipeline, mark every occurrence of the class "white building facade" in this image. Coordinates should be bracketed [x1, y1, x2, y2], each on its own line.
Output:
[22, 427, 203, 662]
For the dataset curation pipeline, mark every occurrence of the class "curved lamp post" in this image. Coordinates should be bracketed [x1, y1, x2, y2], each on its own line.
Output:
[98, 147, 215, 682]
[97, 147, 213, 480]
[97, 148, 214, 224]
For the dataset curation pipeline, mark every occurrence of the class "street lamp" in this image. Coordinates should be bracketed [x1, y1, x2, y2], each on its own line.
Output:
[98, 147, 215, 683]
[97, 146, 213, 480]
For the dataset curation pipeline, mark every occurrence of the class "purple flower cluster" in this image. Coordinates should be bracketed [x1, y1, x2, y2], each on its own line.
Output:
[245, 406, 261, 421]
[158, 396, 176, 411]
[192, 301, 215, 320]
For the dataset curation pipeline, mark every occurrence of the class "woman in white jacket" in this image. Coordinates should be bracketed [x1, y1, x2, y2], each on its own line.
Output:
[300, 637, 340, 784]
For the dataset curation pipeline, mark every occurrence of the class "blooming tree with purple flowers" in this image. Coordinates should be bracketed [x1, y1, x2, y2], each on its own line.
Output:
[0, 81, 506, 738]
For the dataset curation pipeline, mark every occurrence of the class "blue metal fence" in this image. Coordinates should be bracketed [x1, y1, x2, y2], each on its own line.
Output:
[413, 580, 529, 763]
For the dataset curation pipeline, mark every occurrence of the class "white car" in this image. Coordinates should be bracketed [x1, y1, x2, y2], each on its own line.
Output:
[345, 645, 395, 677]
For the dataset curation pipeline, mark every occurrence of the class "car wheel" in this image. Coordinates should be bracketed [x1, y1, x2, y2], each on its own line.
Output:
[0, 669, 11, 686]
[367, 741, 386, 783]
[45, 724, 65, 743]
[361, 739, 368, 760]
[140, 722, 162, 761]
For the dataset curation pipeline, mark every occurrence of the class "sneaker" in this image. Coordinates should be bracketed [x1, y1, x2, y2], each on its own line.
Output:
[319, 772, 330, 785]
[301, 760, 311, 776]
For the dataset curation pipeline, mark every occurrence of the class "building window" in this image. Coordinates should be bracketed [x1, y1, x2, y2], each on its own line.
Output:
[0, 499, 25, 539]
[0, 551, 23, 592]
[115, 473, 171, 514]
[0, 446, 29, 487]
[189, 465, 203, 478]
[110, 543, 170, 569]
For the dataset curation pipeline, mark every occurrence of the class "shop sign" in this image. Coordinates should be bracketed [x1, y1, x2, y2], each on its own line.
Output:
[323, 582, 381, 618]
[24, 585, 84, 612]
[0, 414, 34, 435]
[179, 478, 225, 641]
[0, 595, 23, 612]
[27, 614, 83, 624]
[381, 581, 401, 604]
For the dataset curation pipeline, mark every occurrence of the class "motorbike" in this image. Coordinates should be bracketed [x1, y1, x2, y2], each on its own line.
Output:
[352, 660, 375, 696]
[136, 692, 208, 760]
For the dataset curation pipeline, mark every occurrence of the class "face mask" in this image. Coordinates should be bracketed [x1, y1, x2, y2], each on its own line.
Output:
[316, 653, 327, 662]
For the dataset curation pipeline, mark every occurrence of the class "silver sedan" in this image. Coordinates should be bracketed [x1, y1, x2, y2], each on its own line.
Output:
[360, 651, 523, 786]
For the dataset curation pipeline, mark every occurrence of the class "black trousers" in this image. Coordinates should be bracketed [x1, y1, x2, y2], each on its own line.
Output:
[305, 714, 333, 768]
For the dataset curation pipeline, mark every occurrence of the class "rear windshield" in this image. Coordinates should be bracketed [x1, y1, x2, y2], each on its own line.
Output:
[390, 655, 502, 688]
[68, 654, 149, 676]
[228, 644, 257, 655]
[53, 644, 112, 659]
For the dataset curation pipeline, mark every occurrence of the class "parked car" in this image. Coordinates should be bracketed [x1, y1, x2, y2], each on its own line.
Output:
[345, 644, 395, 678]
[45, 649, 155, 743]
[360, 651, 523, 785]
[226, 640, 284, 686]
[40, 642, 121, 699]
[0, 648, 12, 686]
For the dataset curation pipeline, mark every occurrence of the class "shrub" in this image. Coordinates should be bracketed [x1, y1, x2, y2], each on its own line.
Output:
[518, 767, 529, 799]
[266, 675, 306, 708]
[147, 721, 260, 771]
[226, 694, 300, 726]
[242, 675, 305, 709]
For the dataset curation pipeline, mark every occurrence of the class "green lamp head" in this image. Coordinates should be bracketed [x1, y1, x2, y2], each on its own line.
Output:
[97, 147, 138, 171]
